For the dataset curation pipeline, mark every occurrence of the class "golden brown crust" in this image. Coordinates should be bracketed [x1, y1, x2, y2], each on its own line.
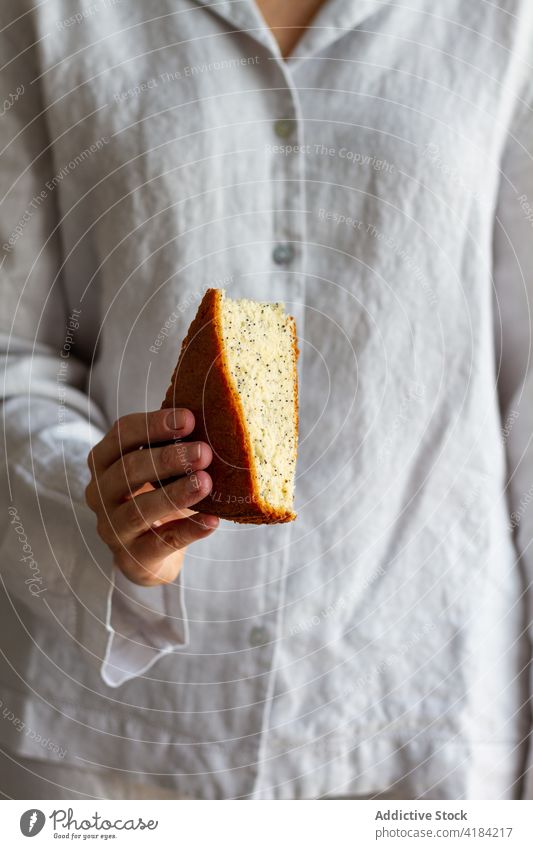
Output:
[161, 288, 298, 524]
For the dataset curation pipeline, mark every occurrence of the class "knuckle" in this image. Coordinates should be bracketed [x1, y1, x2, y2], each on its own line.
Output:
[162, 527, 186, 552]
[84, 482, 96, 510]
[109, 418, 120, 447]
[111, 416, 129, 449]
[120, 450, 137, 482]
[112, 416, 123, 437]
[160, 443, 180, 473]
[122, 499, 149, 534]
[167, 477, 188, 507]
[96, 517, 116, 547]
[87, 448, 96, 473]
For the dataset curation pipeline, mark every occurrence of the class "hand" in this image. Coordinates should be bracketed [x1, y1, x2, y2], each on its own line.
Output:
[85, 408, 218, 586]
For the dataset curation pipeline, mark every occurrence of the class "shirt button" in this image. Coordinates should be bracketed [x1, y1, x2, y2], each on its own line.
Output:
[272, 243, 295, 265]
[274, 118, 295, 139]
[249, 625, 268, 647]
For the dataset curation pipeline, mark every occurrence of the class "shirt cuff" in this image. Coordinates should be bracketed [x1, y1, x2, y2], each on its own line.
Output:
[102, 568, 190, 687]
[73, 528, 189, 688]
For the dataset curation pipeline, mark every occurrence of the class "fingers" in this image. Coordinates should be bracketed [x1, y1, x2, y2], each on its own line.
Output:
[115, 514, 220, 586]
[85, 408, 220, 587]
[89, 408, 195, 472]
[100, 440, 213, 504]
[112, 470, 215, 543]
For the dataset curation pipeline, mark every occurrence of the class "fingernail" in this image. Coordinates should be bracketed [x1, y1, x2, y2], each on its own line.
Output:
[186, 443, 201, 462]
[188, 473, 201, 492]
[166, 409, 187, 431]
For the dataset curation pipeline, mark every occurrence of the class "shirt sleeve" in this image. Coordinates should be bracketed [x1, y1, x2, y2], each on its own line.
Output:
[0, 6, 188, 689]
[492, 78, 533, 797]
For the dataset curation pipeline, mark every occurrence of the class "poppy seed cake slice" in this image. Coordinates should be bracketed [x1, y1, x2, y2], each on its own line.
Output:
[161, 288, 298, 524]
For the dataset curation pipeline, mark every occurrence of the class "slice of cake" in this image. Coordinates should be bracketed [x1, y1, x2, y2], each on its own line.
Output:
[161, 288, 299, 524]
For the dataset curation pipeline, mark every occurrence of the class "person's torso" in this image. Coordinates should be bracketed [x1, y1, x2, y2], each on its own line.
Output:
[1, 0, 530, 799]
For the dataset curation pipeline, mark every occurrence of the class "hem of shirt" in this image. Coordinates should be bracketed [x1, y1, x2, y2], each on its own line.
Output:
[0, 683, 526, 799]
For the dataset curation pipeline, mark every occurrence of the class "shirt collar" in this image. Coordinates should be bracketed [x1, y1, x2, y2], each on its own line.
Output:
[189, 0, 383, 65]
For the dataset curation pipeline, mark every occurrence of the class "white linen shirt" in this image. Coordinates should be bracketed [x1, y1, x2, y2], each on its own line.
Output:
[1, 0, 533, 799]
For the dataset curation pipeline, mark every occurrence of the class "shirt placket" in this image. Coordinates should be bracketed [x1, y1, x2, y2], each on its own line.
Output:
[250, 59, 308, 798]
[182, 0, 312, 798]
